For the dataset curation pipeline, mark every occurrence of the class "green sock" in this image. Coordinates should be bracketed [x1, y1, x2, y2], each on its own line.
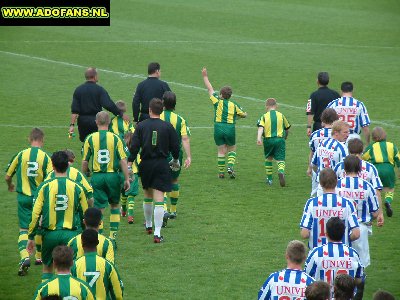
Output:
[218, 155, 225, 174]
[227, 151, 237, 168]
[109, 208, 120, 240]
[127, 196, 135, 216]
[277, 161, 285, 174]
[170, 183, 180, 213]
[385, 192, 394, 204]
[120, 196, 127, 213]
[265, 160, 273, 180]
[18, 231, 29, 260]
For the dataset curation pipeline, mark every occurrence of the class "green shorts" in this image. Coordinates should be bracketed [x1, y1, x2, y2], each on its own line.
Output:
[121, 173, 139, 197]
[263, 137, 286, 161]
[91, 172, 121, 208]
[42, 229, 78, 266]
[17, 193, 34, 229]
[167, 151, 183, 179]
[214, 123, 236, 146]
[375, 163, 396, 188]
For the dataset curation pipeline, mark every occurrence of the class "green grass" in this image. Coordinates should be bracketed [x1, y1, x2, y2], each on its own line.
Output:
[0, 0, 399, 299]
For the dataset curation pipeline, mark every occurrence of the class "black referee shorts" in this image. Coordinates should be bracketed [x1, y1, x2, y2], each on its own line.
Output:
[139, 158, 172, 192]
[77, 115, 97, 142]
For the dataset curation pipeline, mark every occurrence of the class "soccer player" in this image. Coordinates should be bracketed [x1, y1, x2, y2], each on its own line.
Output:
[71, 229, 123, 300]
[201, 67, 247, 179]
[68, 207, 115, 264]
[45, 149, 94, 207]
[312, 120, 349, 195]
[5, 127, 52, 275]
[307, 108, 339, 196]
[300, 168, 360, 249]
[82, 111, 130, 244]
[334, 138, 384, 226]
[306, 71, 340, 136]
[258, 240, 314, 300]
[33, 246, 94, 300]
[326, 81, 370, 144]
[304, 281, 331, 300]
[335, 155, 380, 299]
[109, 100, 131, 139]
[160, 91, 192, 218]
[128, 98, 180, 243]
[257, 98, 291, 187]
[27, 151, 88, 282]
[334, 274, 356, 300]
[362, 127, 400, 217]
[304, 217, 364, 296]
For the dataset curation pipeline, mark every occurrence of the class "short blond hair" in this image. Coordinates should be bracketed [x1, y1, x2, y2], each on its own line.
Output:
[115, 100, 126, 112]
[96, 111, 110, 126]
[266, 98, 277, 107]
[371, 127, 387, 142]
[29, 128, 44, 142]
[286, 240, 307, 264]
[331, 120, 350, 134]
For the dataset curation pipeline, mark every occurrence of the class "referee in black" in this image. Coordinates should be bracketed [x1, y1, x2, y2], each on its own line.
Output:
[129, 98, 179, 243]
[132, 62, 171, 123]
[69, 67, 129, 142]
[306, 71, 340, 136]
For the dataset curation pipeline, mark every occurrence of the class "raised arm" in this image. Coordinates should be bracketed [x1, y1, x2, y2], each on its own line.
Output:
[201, 67, 214, 96]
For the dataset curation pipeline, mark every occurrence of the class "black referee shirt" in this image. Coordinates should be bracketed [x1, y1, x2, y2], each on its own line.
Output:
[129, 118, 179, 161]
[307, 86, 340, 123]
[71, 81, 121, 116]
[132, 77, 171, 122]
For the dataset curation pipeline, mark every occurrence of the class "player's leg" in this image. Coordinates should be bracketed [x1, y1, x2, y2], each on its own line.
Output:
[352, 224, 370, 300]
[226, 125, 237, 178]
[153, 189, 165, 242]
[383, 187, 394, 217]
[126, 173, 139, 224]
[91, 173, 108, 234]
[214, 123, 227, 178]
[143, 188, 154, 234]
[275, 137, 286, 187]
[169, 178, 180, 219]
[17, 194, 33, 276]
[162, 193, 170, 228]
[263, 139, 274, 185]
[34, 228, 43, 265]
[119, 172, 127, 217]
[376, 164, 395, 217]
[107, 172, 123, 242]
[40, 230, 56, 282]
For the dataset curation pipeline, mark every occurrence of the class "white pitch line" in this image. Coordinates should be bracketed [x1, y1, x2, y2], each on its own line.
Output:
[0, 50, 399, 129]
[0, 40, 398, 50]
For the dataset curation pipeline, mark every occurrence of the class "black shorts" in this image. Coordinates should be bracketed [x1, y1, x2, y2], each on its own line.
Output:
[77, 115, 97, 142]
[139, 158, 172, 192]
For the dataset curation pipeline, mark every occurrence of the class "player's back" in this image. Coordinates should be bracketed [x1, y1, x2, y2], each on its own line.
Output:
[363, 141, 400, 166]
[72, 252, 123, 300]
[305, 242, 363, 285]
[258, 268, 314, 300]
[312, 138, 348, 176]
[6, 146, 52, 196]
[83, 130, 128, 173]
[68, 233, 115, 264]
[258, 110, 290, 138]
[160, 110, 191, 142]
[300, 193, 359, 249]
[210, 92, 246, 124]
[309, 128, 332, 153]
[109, 115, 131, 139]
[334, 160, 383, 190]
[33, 274, 94, 300]
[336, 177, 379, 223]
[327, 97, 370, 134]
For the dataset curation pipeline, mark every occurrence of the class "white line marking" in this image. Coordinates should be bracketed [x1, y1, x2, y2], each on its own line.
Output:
[0, 40, 398, 50]
[0, 50, 398, 129]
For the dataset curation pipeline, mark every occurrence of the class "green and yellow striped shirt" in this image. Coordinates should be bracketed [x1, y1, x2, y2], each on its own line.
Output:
[68, 233, 115, 264]
[83, 130, 129, 173]
[6, 147, 52, 196]
[363, 140, 400, 167]
[109, 116, 132, 139]
[257, 110, 291, 138]
[160, 110, 191, 147]
[210, 92, 246, 124]
[46, 166, 93, 200]
[33, 274, 95, 300]
[72, 252, 124, 300]
[28, 177, 88, 238]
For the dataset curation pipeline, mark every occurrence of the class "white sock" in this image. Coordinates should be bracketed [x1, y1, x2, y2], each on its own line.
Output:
[143, 202, 153, 228]
[154, 205, 164, 236]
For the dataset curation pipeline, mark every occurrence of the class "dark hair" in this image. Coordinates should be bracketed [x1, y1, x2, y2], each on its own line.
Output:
[52, 246, 73, 270]
[347, 138, 363, 155]
[220, 86, 233, 99]
[334, 274, 355, 300]
[319, 168, 338, 189]
[321, 108, 339, 125]
[326, 217, 345, 241]
[149, 98, 164, 115]
[41, 295, 63, 300]
[341, 82, 353, 93]
[51, 151, 69, 173]
[29, 127, 44, 142]
[373, 290, 395, 300]
[84, 207, 102, 228]
[305, 281, 331, 300]
[318, 72, 329, 86]
[81, 229, 99, 249]
[148, 62, 160, 75]
[163, 91, 176, 110]
[344, 155, 361, 174]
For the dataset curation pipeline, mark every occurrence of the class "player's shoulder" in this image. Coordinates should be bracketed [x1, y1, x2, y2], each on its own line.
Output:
[327, 97, 341, 107]
[68, 233, 79, 246]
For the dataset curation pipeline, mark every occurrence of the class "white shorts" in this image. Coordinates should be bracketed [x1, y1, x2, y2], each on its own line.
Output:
[316, 183, 324, 197]
[311, 170, 318, 197]
[351, 223, 371, 268]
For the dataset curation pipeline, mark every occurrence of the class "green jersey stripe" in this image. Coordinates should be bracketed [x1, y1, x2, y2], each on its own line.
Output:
[270, 111, 278, 137]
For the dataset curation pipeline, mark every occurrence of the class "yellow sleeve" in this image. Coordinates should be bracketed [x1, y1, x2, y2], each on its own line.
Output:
[28, 188, 44, 238]
[106, 238, 115, 264]
[283, 115, 291, 129]
[109, 265, 124, 300]
[5, 152, 20, 177]
[258, 115, 266, 127]
[45, 154, 53, 175]
[181, 118, 190, 137]
[82, 138, 91, 161]
[210, 93, 219, 105]
[235, 104, 246, 117]
[79, 187, 88, 214]
[117, 138, 127, 160]
[362, 146, 372, 161]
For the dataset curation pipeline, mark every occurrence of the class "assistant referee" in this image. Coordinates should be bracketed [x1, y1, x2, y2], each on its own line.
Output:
[69, 67, 128, 142]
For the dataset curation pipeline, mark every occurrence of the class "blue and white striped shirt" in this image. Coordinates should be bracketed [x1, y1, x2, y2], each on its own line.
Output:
[336, 177, 379, 223]
[300, 193, 359, 249]
[304, 242, 364, 289]
[327, 97, 370, 134]
[258, 268, 315, 300]
[334, 160, 383, 190]
[309, 128, 332, 153]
